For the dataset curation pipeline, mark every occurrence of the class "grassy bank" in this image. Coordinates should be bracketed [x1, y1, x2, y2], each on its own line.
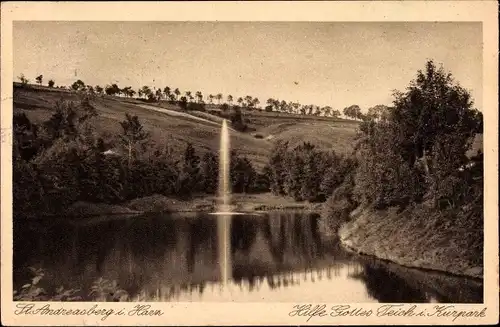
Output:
[338, 203, 483, 279]
[63, 193, 323, 220]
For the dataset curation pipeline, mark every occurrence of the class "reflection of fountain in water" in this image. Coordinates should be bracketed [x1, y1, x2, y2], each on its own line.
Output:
[217, 215, 232, 284]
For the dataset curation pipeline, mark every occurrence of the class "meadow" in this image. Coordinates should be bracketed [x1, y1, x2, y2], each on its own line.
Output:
[13, 83, 358, 170]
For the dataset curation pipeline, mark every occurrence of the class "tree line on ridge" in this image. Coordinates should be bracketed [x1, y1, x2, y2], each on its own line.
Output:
[17, 73, 379, 120]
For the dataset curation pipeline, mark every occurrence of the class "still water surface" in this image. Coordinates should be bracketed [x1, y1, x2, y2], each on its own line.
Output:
[14, 212, 483, 302]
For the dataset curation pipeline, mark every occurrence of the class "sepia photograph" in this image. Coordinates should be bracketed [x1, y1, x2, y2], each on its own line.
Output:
[1, 1, 498, 326]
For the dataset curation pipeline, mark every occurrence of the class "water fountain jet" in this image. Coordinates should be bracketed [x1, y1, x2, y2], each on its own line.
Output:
[210, 119, 240, 215]
[210, 120, 261, 216]
[214, 119, 233, 285]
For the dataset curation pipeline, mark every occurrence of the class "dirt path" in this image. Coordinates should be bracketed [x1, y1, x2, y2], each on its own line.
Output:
[136, 103, 220, 126]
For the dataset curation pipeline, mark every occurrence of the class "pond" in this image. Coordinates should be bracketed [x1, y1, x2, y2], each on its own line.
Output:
[13, 211, 483, 303]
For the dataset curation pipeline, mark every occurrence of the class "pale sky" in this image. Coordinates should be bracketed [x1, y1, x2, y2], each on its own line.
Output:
[13, 21, 482, 111]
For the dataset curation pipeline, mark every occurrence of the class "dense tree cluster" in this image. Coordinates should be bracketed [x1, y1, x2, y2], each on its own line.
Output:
[313, 60, 484, 236]
[266, 141, 356, 202]
[342, 105, 362, 120]
[265, 98, 342, 118]
[351, 60, 483, 215]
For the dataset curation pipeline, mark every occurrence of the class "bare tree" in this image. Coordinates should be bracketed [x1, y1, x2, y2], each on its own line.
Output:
[195, 91, 203, 103]
[174, 88, 181, 101]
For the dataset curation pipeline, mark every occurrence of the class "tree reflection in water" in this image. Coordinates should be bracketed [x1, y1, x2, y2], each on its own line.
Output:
[350, 264, 429, 302]
[13, 212, 483, 303]
[349, 258, 483, 303]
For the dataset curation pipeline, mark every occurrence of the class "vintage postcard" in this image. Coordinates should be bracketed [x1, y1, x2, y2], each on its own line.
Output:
[1, 1, 498, 326]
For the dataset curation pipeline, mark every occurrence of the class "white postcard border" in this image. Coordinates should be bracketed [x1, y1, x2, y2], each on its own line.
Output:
[1, 1, 498, 326]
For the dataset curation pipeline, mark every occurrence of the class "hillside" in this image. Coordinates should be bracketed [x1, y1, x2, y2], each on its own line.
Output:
[13, 84, 359, 169]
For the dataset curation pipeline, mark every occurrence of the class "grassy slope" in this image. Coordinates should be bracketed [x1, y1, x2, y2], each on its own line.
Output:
[339, 203, 483, 279]
[246, 111, 359, 154]
[13, 85, 358, 170]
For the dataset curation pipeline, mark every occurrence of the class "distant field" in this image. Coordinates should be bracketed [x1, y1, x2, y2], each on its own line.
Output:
[13, 85, 359, 169]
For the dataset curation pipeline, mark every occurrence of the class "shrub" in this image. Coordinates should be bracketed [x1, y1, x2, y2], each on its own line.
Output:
[320, 174, 357, 235]
[178, 96, 188, 110]
[187, 102, 206, 111]
[14, 267, 128, 302]
[229, 107, 247, 131]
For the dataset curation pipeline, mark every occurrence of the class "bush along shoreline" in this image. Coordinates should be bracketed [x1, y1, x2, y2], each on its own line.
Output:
[318, 61, 484, 280]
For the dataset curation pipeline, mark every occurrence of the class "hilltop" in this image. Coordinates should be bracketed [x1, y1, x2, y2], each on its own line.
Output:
[13, 83, 359, 170]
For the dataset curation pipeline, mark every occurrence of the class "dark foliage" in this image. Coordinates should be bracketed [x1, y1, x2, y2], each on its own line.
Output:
[178, 96, 188, 110]
[229, 107, 248, 132]
[353, 60, 483, 211]
[266, 141, 355, 202]
[187, 102, 206, 111]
